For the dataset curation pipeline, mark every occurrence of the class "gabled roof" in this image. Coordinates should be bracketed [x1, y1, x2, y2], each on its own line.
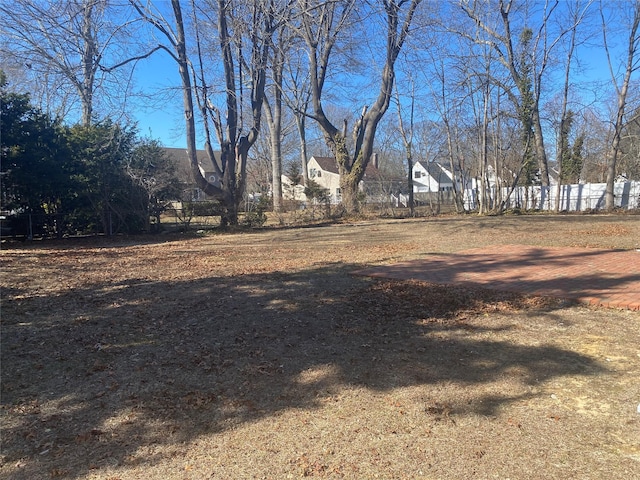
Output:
[312, 156, 339, 174]
[311, 156, 380, 177]
[415, 161, 453, 183]
[162, 147, 221, 178]
[163, 147, 209, 165]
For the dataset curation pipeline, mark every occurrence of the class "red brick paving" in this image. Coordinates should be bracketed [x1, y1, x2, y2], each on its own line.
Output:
[354, 245, 640, 310]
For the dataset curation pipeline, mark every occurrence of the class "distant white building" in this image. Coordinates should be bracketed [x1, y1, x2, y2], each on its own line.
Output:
[412, 161, 457, 193]
[307, 155, 381, 204]
[281, 174, 307, 202]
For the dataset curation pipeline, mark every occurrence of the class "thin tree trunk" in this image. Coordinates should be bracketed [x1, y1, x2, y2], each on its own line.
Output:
[407, 163, 415, 217]
[555, 5, 579, 212]
[532, 112, 550, 186]
[264, 98, 284, 213]
[604, 2, 639, 210]
[479, 83, 490, 215]
[80, 0, 97, 126]
[296, 115, 309, 186]
[605, 91, 630, 210]
[170, 0, 205, 200]
[395, 83, 415, 216]
[303, 0, 421, 216]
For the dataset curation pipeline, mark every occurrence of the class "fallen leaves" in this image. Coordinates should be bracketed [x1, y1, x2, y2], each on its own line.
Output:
[1, 216, 638, 480]
[181, 391, 217, 409]
[571, 224, 631, 237]
[75, 429, 104, 444]
[49, 467, 70, 477]
[291, 453, 343, 477]
[424, 402, 455, 424]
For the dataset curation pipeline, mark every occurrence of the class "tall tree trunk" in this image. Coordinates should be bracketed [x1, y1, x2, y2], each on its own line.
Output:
[604, 1, 640, 210]
[395, 82, 415, 216]
[461, 0, 568, 191]
[265, 98, 284, 213]
[554, 3, 579, 212]
[303, 0, 421, 215]
[137, 0, 271, 226]
[80, 0, 96, 126]
[407, 156, 415, 216]
[532, 111, 550, 186]
[170, 0, 207, 200]
[264, 37, 285, 214]
[444, 121, 463, 213]
[479, 82, 490, 215]
[340, 171, 360, 213]
[296, 115, 309, 186]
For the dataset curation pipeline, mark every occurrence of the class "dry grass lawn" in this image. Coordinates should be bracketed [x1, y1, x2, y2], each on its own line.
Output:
[1, 214, 640, 479]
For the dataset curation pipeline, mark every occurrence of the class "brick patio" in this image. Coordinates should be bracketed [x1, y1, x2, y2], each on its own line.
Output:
[354, 245, 640, 310]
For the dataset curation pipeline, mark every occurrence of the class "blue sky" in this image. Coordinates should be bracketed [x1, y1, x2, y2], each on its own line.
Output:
[129, 3, 634, 151]
[131, 51, 622, 151]
[132, 51, 186, 148]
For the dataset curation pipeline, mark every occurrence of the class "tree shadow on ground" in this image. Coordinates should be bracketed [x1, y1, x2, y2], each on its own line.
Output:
[1, 263, 606, 479]
[355, 247, 640, 304]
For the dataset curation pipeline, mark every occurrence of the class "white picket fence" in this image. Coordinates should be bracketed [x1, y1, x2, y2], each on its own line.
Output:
[389, 193, 410, 207]
[463, 181, 640, 212]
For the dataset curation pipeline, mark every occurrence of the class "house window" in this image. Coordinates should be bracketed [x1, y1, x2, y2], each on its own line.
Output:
[310, 168, 317, 178]
[336, 187, 341, 195]
[316, 170, 322, 177]
[414, 171, 421, 179]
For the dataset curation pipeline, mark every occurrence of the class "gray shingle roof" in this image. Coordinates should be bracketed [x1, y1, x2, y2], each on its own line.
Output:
[162, 147, 221, 180]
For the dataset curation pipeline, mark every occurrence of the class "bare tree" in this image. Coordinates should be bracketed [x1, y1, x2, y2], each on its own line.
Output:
[576, 107, 610, 182]
[415, 23, 474, 214]
[297, 0, 422, 214]
[441, 27, 502, 214]
[263, 65, 286, 213]
[602, 0, 640, 210]
[432, 64, 469, 213]
[394, 81, 416, 216]
[618, 105, 640, 180]
[283, 46, 313, 187]
[460, 0, 577, 189]
[553, 0, 586, 212]
[263, 8, 297, 213]
[132, 0, 277, 226]
[0, 0, 156, 125]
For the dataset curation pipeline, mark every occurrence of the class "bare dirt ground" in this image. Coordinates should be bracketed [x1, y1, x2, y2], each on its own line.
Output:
[1, 214, 640, 479]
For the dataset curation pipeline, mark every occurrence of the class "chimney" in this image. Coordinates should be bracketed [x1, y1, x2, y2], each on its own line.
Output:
[372, 152, 379, 169]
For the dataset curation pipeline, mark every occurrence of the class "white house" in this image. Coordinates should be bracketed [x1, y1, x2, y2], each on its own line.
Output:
[308, 156, 340, 203]
[412, 161, 457, 193]
[307, 155, 382, 204]
[281, 174, 307, 202]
